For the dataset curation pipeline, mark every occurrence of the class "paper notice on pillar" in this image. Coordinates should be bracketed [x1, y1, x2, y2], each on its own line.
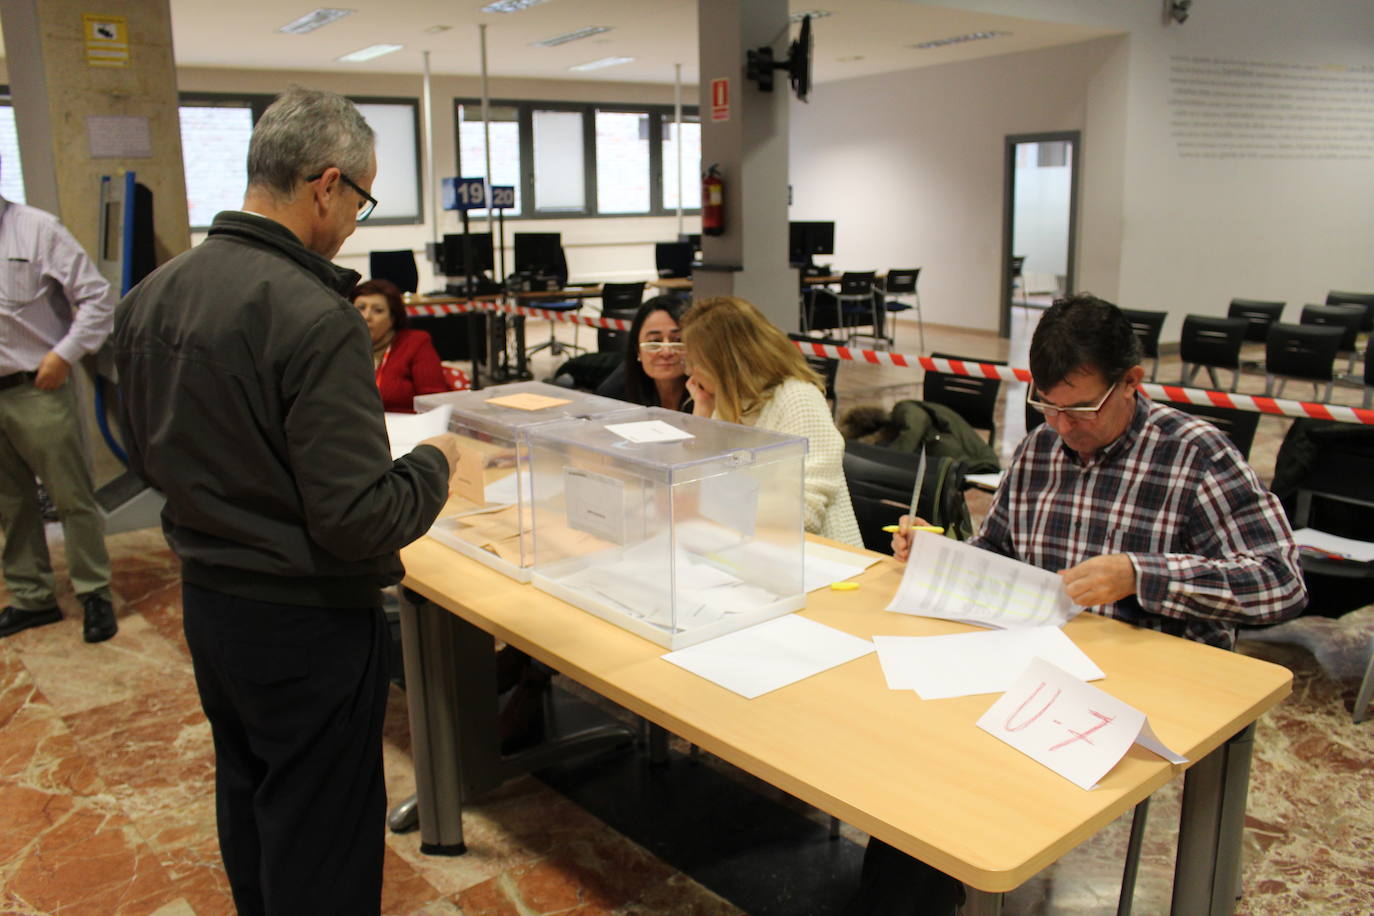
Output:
[976, 657, 1188, 790]
[87, 116, 152, 158]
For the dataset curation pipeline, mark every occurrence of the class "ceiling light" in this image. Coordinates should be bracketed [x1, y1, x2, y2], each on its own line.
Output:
[910, 30, 1009, 50]
[789, 10, 832, 22]
[568, 56, 634, 72]
[533, 26, 611, 47]
[480, 0, 551, 12]
[337, 43, 404, 62]
[278, 8, 354, 35]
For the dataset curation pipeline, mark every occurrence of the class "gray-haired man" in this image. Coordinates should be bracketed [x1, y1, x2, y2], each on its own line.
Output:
[114, 87, 459, 916]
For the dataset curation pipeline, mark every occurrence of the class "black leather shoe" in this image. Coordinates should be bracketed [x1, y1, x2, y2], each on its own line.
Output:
[0, 605, 61, 638]
[81, 595, 118, 643]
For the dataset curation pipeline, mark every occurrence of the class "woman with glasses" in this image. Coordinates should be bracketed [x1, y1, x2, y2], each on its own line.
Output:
[596, 295, 693, 411]
[350, 278, 448, 412]
[680, 295, 861, 547]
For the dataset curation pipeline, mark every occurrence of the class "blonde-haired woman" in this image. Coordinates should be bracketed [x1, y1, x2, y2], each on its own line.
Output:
[681, 296, 861, 547]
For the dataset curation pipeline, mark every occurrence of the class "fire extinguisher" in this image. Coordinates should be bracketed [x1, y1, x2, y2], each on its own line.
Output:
[701, 164, 725, 236]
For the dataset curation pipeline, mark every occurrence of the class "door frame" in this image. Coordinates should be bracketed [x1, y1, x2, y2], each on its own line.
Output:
[1000, 130, 1081, 338]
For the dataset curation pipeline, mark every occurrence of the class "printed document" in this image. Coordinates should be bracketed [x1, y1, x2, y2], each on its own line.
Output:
[886, 530, 1078, 628]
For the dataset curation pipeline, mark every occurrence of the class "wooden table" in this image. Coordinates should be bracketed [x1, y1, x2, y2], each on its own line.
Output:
[395, 537, 1291, 914]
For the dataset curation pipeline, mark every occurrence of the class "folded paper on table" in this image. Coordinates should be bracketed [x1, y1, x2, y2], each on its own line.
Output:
[976, 657, 1187, 790]
[385, 406, 452, 461]
[874, 626, 1103, 699]
[965, 472, 1004, 492]
[804, 542, 880, 592]
[1293, 527, 1374, 562]
[662, 614, 874, 699]
[887, 530, 1078, 628]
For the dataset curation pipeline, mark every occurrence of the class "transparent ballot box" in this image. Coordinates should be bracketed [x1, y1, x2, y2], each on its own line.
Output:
[526, 407, 808, 650]
[414, 381, 636, 581]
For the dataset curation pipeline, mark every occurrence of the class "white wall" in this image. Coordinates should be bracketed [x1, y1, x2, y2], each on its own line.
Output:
[790, 38, 1119, 334]
[792, 0, 1374, 342]
[176, 66, 701, 286]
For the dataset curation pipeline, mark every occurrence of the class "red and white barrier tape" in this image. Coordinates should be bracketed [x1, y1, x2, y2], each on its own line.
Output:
[404, 301, 1373, 425]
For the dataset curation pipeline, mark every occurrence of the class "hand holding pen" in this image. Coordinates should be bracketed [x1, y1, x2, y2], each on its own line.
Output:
[889, 516, 943, 562]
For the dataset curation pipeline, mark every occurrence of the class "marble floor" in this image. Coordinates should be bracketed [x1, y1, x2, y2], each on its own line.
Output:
[2, 312, 1372, 915]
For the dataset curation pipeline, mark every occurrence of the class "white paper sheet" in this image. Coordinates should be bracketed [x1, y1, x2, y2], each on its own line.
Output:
[605, 420, 694, 443]
[1294, 527, 1374, 562]
[976, 657, 1188, 790]
[873, 627, 1104, 699]
[662, 614, 875, 699]
[965, 472, 1004, 492]
[384, 406, 452, 461]
[886, 530, 1078, 629]
[804, 542, 880, 592]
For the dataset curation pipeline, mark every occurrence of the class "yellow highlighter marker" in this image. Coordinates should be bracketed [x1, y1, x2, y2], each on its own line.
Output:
[881, 524, 945, 534]
[830, 581, 860, 591]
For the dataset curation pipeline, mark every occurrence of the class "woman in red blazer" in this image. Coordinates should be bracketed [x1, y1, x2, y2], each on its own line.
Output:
[350, 278, 448, 413]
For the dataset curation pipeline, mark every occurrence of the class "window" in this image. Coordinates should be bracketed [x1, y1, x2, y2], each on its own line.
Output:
[179, 103, 253, 228]
[456, 103, 522, 217]
[661, 117, 700, 212]
[0, 96, 25, 204]
[595, 110, 649, 214]
[178, 92, 424, 230]
[454, 98, 700, 220]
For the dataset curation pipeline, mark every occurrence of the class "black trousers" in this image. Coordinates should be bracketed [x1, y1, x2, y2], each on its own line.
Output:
[182, 583, 390, 916]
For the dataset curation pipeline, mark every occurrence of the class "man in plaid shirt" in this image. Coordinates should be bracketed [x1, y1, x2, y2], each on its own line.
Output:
[861, 294, 1306, 916]
[894, 293, 1306, 647]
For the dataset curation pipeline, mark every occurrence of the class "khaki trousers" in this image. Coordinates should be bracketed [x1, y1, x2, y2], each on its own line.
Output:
[0, 380, 110, 608]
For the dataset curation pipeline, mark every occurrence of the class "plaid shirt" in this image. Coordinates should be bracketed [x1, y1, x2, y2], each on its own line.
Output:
[973, 396, 1306, 649]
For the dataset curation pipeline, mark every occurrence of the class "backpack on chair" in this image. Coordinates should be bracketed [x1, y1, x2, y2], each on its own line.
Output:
[843, 441, 974, 553]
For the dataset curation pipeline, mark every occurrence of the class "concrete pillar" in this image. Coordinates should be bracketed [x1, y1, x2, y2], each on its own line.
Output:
[694, 0, 798, 331]
[0, 0, 190, 266]
[0, 0, 190, 485]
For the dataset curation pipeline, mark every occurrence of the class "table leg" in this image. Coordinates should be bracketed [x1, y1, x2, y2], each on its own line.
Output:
[1171, 722, 1256, 915]
[513, 315, 531, 380]
[960, 888, 1003, 915]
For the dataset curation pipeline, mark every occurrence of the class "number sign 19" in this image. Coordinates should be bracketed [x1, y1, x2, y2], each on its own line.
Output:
[442, 177, 487, 211]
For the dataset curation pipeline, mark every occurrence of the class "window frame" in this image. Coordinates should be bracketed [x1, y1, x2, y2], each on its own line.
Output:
[177, 91, 425, 230]
[454, 97, 701, 221]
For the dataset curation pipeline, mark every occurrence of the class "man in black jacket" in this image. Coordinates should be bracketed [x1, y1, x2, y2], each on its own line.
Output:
[113, 87, 459, 916]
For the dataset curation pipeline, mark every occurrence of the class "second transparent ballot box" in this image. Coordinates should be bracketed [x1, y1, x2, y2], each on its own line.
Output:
[414, 381, 636, 581]
[526, 407, 808, 650]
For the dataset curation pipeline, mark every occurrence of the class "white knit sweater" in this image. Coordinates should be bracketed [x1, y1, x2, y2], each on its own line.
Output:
[746, 379, 862, 547]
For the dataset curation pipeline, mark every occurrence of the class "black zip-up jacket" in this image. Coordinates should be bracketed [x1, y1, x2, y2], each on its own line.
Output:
[112, 211, 448, 607]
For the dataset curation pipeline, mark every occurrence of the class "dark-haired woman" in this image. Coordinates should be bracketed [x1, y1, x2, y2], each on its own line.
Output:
[351, 278, 447, 412]
[596, 295, 692, 411]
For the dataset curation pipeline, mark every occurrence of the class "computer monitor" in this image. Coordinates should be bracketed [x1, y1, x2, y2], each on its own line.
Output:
[440, 232, 493, 277]
[655, 241, 694, 279]
[678, 232, 702, 254]
[788, 221, 835, 266]
[513, 232, 568, 286]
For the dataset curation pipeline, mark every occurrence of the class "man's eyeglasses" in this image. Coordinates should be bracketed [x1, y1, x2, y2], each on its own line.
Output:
[1026, 379, 1120, 421]
[639, 341, 685, 355]
[306, 171, 378, 221]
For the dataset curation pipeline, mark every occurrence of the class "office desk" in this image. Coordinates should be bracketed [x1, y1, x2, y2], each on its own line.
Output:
[649, 274, 843, 294]
[397, 537, 1290, 914]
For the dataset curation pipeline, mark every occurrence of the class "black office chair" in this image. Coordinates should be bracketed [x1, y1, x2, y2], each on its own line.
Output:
[369, 249, 419, 293]
[1120, 308, 1167, 382]
[1326, 290, 1374, 334]
[1364, 332, 1374, 409]
[881, 269, 925, 353]
[409, 313, 487, 362]
[597, 305, 641, 354]
[1169, 402, 1261, 460]
[1264, 322, 1343, 402]
[842, 441, 970, 553]
[1179, 315, 1247, 392]
[1300, 303, 1364, 375]
[1228, 299, 1286, 344]
[924, 352, 1004, 445]
[788, 332, 841, 419]
[1010, 255, 1028, 312]
[834, 272, 881, 347]
[1267, 420, 1374, 722]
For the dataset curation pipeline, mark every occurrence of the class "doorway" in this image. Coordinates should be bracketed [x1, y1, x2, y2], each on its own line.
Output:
[1001, 132, 1080, 338]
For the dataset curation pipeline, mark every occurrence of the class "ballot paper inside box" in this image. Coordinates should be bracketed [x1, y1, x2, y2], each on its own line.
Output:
[527, 406, 809, 650]
[415, 382, 637, 581]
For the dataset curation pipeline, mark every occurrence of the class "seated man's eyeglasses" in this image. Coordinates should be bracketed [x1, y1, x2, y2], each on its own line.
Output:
[1026, 379, 1120, 421]
[305, 171, 378, 222]
[639, 341, 686, 355]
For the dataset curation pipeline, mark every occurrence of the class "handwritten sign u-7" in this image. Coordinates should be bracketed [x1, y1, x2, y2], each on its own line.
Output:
[976, 657, 1186, 790]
